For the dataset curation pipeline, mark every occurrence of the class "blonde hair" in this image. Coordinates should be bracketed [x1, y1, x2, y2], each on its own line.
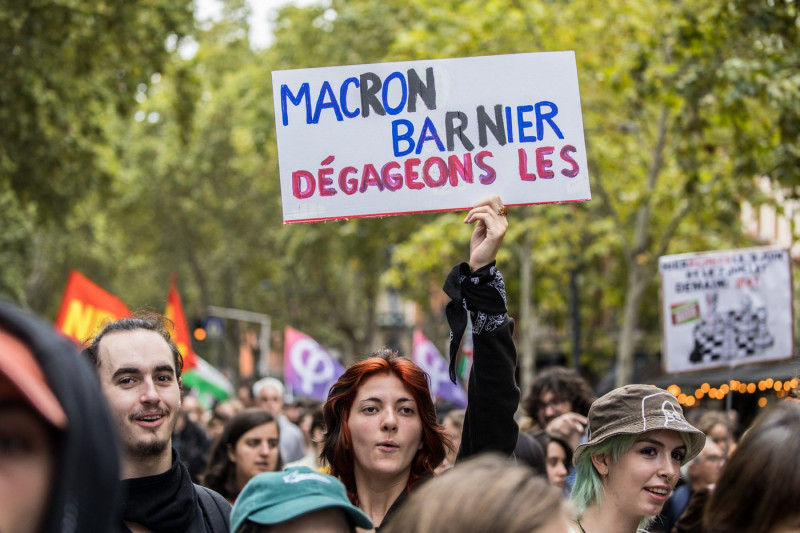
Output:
[382, 454, 567, 533]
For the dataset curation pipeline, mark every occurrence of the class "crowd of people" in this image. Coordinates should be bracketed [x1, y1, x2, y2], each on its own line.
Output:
[2, 195, 800, 533]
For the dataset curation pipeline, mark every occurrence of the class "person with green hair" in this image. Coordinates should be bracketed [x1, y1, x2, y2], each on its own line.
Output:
[569, 384, 706, 533]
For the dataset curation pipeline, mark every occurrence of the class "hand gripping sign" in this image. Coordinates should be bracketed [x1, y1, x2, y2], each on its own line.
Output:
[272, 51, 591, 223]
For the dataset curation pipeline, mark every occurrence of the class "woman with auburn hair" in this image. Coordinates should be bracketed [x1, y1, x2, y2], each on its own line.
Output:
[703, 400, 800, 533]
[321, 196, 520, 531]
[323, 351, 448, 500]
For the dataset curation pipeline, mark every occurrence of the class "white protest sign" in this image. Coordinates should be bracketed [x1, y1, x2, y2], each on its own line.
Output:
[272, 51, 590, 223]
[658, 246, 793, 374]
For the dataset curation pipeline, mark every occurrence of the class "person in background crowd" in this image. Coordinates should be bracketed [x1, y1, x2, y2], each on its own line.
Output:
[293, 398, 323, 461]
[383, 454, 571, 533]
[202, 407, 282, 503]
[321, 196, 519, 530]
[570, 384, 706, 533]
[534, 431, 573, 493]
[0, 301, 120, 533]
[284, 395, 312, 426]
[237, 381, 255, 408]
[285, 403, 327, 471]
[230, 466, 373, 533]
[523, 366, 596, 451]
[694, 410, 737, 457]
[173, 392, 212, 483]
[649, 438, 725, 533]
[514, 431, 547, 476]
[434, 408, 464, 474]
[182, 393, 207, 424]
[84, 313, 231, 532]
[703, 401, 800, 533]
[253, 377, 306, 463]
[206, 398, 244, 442]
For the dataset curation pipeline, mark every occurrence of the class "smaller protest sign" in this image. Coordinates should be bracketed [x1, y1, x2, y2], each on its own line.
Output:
[659, 246, 794, 374]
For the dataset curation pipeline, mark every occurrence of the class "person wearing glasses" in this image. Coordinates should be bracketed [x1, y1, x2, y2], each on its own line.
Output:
[524, 367, 596, 453]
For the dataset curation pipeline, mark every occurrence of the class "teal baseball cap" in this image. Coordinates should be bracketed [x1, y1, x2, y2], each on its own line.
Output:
[230, 466, 374, 532]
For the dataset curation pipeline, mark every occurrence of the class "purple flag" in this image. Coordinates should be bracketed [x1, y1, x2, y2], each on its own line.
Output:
[284, 327, 344, 402]
[413, 328, 468, 408]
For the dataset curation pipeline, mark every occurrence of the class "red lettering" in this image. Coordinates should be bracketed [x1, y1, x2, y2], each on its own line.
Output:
[338, 167, 358, 195]
[382, 161, 403, 191]
[292, 170, 315, 199]
[448, 154, 473, 186]
[318, 165, 336, 196]
[423, 157, 448, 187]
[359, 164, 384, 193]
[518, 148, 536, 181]
[475, 151, 496, 184]
[560, 145, 579, 177]
[404, 158, 424, 190]
[535, 146, 555, 179]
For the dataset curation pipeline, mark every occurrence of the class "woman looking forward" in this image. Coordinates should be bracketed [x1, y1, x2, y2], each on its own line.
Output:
[321, 196, 519, 530]
[570, 384, 705, 533]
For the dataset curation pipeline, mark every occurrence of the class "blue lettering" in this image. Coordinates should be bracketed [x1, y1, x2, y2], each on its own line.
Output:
[312, 81, 344, 124]
[535, 101, 564, 140]
[517, 105, 536, 142]
[281, 83, 312, 126]
[340, 77, 360, 118]
[415, 117, 445, 155]
[382, 71, 408, 116]
[505, 106, 514, 143]
[392, 119, 415, 157]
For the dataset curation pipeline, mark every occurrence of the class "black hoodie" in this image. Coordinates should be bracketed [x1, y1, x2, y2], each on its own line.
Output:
[0, 301, 121, 532]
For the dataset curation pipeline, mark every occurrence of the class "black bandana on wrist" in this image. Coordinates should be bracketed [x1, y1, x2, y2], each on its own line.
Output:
[443, 261, 507, 383]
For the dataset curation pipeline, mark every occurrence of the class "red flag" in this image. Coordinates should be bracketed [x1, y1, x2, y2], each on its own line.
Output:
[164, 277, 198, 371]
[54, 270, 130, 346]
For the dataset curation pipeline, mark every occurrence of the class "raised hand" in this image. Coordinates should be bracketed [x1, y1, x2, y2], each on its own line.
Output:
[464, 195, 508, 271]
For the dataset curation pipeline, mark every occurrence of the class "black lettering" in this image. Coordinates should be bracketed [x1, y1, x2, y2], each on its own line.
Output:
[407, 67, 436, 112]
[477, 105, 507, 147]
[360, 72, 386, 117]
[445, 112, 475, 152]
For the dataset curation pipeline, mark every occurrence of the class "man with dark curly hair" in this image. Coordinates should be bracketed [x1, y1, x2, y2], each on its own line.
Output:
[523, 366, 595, 451]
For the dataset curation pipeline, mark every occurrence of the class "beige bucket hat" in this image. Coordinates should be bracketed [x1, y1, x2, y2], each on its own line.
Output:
[573, 384, 705, 466]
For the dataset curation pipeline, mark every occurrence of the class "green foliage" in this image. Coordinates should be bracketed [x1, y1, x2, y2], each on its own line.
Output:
[0, 0, 194, 307]
[3, 0, 797, 384]
[0, 0, 194, 221]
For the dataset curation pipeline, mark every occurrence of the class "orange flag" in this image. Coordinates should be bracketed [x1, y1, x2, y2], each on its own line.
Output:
[54, 270, 130, 346]
[164, 276, 198, 372]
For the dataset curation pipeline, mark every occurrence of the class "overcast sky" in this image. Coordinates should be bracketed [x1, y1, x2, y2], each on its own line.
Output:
[195, 0, 317, 49]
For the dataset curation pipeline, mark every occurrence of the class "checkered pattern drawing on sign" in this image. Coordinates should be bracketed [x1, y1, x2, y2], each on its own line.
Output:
[689, 293, 774, 364]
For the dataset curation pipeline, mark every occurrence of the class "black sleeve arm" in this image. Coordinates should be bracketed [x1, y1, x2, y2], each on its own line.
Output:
[443, 262, 520, 460]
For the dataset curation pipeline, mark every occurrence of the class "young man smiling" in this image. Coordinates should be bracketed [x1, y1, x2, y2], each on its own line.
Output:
[85, 314, 230, 533]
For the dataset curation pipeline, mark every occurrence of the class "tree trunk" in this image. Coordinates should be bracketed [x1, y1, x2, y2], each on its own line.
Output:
[518, 230, 536, 398]
[615, 105, 668, 388]
[616, 262, 649, 387]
